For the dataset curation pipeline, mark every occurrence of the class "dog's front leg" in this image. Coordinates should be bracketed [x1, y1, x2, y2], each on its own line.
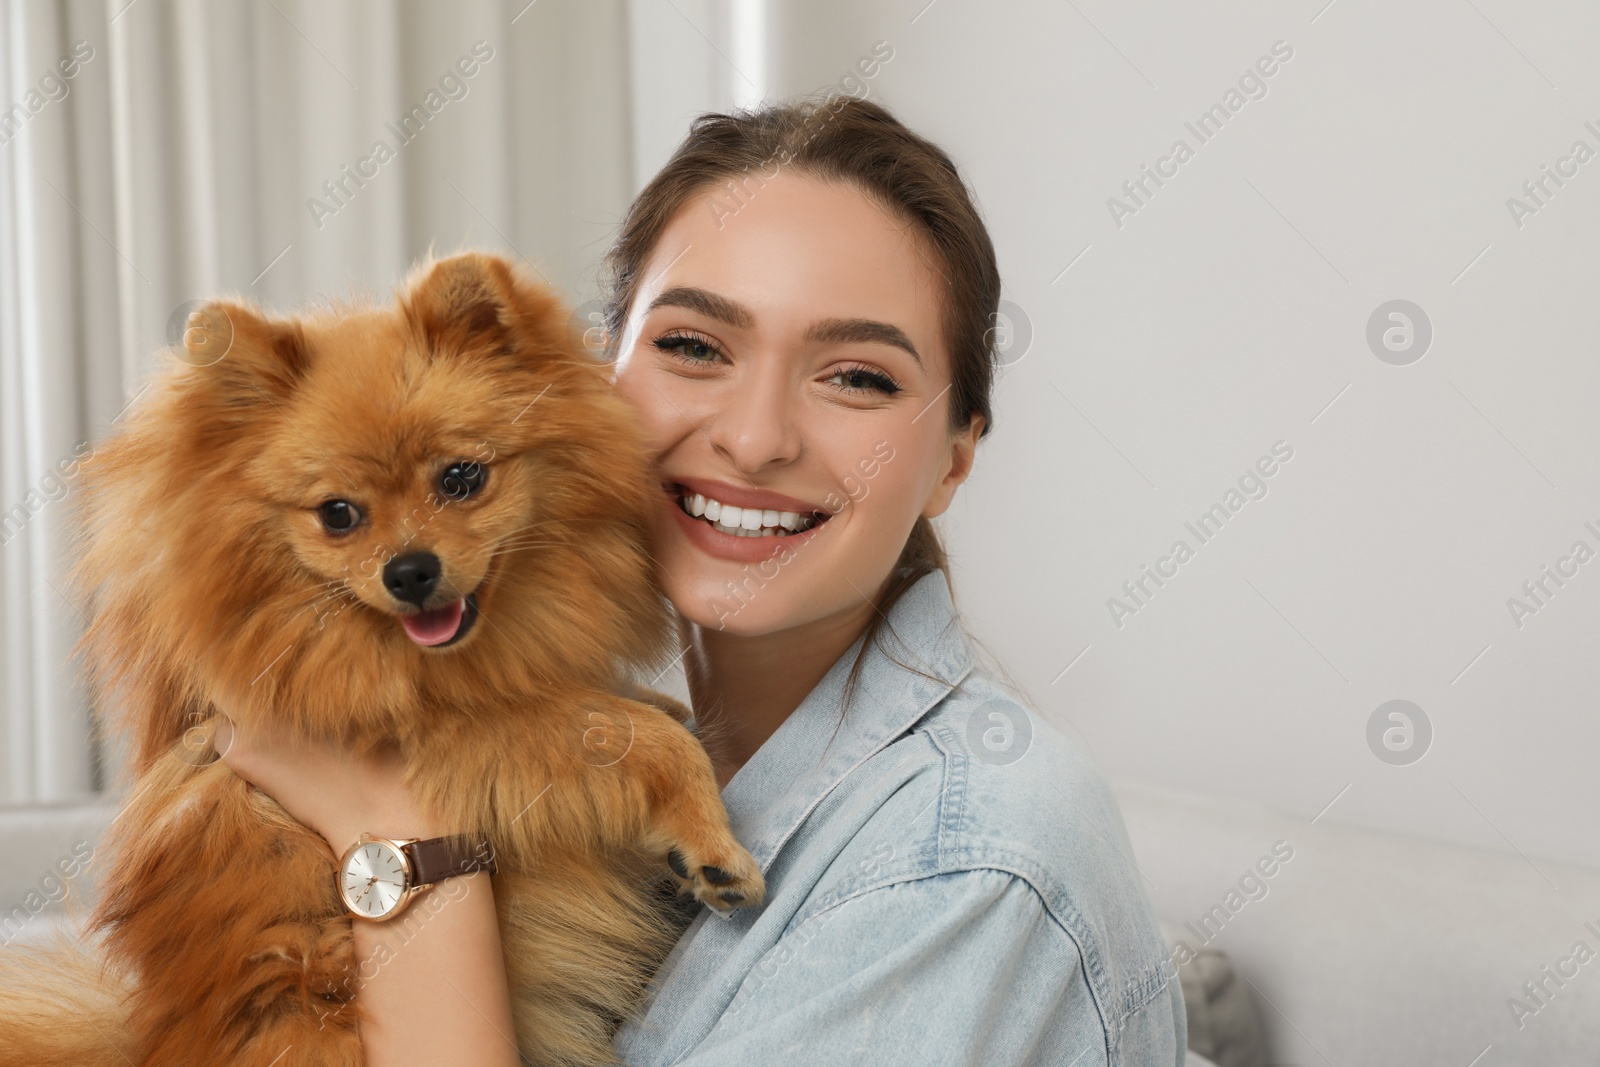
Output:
[561, 691, 765, 915]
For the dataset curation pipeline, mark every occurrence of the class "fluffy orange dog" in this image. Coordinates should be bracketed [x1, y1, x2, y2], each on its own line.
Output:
[0, 251, 762, 1065]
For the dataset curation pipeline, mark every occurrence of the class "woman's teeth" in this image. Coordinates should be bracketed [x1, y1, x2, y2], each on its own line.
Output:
[677, 490, 822, 538]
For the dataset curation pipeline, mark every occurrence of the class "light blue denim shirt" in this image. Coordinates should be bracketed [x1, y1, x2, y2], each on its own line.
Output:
[616, 570, 1185, 1066]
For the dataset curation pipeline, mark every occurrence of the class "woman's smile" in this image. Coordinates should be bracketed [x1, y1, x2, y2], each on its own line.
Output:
[668, 475, 833, 534]
[660, 474, 836, 563]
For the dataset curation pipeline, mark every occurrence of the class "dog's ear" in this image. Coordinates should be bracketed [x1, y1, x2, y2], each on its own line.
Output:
[406, 252, 520, 360]
[180, 299, 308, 404]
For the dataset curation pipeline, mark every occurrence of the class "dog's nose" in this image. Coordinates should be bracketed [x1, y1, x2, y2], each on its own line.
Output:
[384, 551, 441, 606]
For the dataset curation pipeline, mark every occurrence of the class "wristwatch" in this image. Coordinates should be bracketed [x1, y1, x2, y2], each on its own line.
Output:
[336, 832, 498, 921]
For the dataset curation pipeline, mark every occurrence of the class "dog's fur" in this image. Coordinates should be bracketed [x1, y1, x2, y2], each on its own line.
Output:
[0, 252, 761, 1065]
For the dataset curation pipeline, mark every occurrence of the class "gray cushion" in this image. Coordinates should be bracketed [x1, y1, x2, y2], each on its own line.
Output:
[1159, 918, 1269, 1067]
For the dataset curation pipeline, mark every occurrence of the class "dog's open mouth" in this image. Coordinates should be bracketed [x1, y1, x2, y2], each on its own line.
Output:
[400, 592, 480, 648]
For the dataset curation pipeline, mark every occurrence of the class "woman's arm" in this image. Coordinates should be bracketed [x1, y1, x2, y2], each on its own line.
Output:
[346, 871, 521, 1066]
[213, 716, 522, 1067]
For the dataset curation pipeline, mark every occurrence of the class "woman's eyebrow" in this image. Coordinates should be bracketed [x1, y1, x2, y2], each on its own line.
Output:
[648, 286, 755, 328]
[647, 286, 922, 368]
[804, 318, 922, 368]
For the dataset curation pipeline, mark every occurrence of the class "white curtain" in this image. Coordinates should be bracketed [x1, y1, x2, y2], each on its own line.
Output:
[0, 0, 638, 805]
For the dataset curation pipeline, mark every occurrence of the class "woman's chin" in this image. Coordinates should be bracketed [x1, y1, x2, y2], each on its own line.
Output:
[656, 560, 789, 636]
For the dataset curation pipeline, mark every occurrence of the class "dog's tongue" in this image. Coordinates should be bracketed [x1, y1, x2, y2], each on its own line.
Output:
[401, 598, 465, 646]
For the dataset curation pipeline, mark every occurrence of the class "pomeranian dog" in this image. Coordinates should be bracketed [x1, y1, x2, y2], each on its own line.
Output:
[0, 251, 762, 1065]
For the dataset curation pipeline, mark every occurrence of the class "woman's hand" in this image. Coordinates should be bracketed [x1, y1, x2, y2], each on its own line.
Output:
[213, 715, 442, 855]
[213, 714, 522, 1066]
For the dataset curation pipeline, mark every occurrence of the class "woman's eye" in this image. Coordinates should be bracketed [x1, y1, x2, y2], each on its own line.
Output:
[440, 460, 488, 500]
[652, 333, 722, 365]
[318, 499, 363, 533]
[828, 364, 902, 396]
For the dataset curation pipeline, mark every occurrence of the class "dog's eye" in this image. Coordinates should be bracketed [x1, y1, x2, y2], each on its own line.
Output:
[318, 499, 363, 533]
[439, 460, 487, 501]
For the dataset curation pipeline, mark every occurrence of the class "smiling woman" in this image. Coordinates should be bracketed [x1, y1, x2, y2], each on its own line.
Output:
[607, 166, 978, 720]
[591, 97, 1186, 1066]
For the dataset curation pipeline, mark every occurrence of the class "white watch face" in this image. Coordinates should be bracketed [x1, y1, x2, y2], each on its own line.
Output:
[341, 840, 409, 919]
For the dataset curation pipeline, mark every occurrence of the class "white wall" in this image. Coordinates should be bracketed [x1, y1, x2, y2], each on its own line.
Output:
[742, 0, 1600, 874]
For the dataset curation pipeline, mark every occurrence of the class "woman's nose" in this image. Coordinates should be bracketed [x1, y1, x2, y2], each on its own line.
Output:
[705, 361, 803, 474]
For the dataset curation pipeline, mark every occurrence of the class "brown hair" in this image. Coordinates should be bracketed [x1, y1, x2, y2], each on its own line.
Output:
[599, 94, 1002, 711]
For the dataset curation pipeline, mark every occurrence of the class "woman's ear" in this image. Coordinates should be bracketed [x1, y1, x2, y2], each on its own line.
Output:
[921, 413, 985, 520]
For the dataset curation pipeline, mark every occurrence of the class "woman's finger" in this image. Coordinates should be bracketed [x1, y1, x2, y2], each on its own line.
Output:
[214, 714, 236, 761]
[214, 714, 276, 787]
[214, 713, 269, 788]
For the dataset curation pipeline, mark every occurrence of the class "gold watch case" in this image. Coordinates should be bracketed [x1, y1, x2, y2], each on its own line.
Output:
[336, 832, 421, 922]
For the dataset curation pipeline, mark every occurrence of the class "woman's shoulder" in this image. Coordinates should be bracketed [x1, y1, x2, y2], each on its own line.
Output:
[918, 670, 1141, 878]
[808, 667, 1178, 1033]
[838, 668, 1149, 891]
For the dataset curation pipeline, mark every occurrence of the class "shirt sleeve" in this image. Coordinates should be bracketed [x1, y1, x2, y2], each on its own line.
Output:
[665, 867, 1117, 1067]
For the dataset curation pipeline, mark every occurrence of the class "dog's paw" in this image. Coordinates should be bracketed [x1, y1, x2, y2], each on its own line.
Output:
[666, 841, 764, 914]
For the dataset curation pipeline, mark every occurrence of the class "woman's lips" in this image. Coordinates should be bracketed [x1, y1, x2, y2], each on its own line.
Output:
[663, 484, 831, 563]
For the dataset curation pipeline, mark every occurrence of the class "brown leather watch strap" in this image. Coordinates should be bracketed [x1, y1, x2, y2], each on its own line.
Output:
[403, 834, 498, 888]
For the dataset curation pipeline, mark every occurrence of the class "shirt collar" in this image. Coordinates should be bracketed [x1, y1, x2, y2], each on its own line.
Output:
[718, 569, 978, 873]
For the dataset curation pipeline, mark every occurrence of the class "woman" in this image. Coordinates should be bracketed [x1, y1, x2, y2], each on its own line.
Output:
[217, 96, 1185, 1066]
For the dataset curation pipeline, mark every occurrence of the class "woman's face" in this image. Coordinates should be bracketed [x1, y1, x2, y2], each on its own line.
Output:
[609, 171, 982, 637]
